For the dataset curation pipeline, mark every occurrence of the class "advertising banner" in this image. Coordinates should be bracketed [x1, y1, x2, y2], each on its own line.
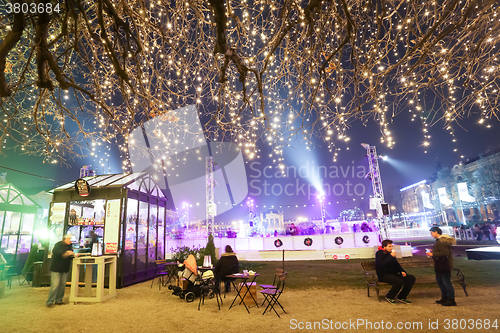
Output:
[421, 191, 434, 209]
[457, 182, 475, 202]
[437, 187, 453, 206]
[104, 199, 120, 254]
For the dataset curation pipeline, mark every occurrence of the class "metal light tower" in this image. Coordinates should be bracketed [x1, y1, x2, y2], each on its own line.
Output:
[361, 143, 389, 239]
[206, 156, 215, 236]
[318, 194, 326, 231]
[182, 202, 190, 229]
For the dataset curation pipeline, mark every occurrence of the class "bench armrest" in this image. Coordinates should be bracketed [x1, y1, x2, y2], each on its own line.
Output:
[453, 268, 465, 282]
[452, 268, 468, 297]
[364, 272, 378, 285]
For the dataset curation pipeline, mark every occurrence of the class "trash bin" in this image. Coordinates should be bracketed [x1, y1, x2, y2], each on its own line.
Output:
[32, 261, 44, 287]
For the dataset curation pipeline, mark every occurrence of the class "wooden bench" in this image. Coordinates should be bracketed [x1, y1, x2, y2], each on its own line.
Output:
[361, 257, 468, 301]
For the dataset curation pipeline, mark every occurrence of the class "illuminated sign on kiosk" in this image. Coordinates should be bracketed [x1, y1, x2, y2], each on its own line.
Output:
[75, 178, 91, 197]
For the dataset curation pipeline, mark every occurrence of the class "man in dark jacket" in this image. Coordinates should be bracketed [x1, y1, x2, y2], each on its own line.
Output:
[214, 245, 239, 293]
[375, 239, 416, 304]
[46, 235, 78, 307]
[427, 226, 457, 306]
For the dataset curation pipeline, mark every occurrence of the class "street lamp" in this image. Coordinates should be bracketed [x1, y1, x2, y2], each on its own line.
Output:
[247, 198, 254, 227]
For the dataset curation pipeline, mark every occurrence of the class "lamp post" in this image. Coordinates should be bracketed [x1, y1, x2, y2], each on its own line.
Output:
[390, 205, 396, 229]
[247, 198, 254, 227]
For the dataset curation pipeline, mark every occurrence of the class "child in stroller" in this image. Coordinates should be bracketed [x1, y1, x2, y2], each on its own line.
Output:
[169, 254, 221, 306]
[169, 254, 201, 302]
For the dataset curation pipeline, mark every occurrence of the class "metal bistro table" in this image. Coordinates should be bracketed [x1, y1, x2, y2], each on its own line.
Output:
[227, 273, 259, 313]
[197, 266, 214, 274]
[69, 255, 117, 304]
[164, 262, 180, 286]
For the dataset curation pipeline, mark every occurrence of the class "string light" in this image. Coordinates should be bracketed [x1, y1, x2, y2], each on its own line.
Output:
[0, 0, 498, 166]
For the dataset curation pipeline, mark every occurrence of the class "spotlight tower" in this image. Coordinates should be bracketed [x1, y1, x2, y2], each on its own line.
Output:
[318, 194, 326, 230]
[361, 143, 389, 239]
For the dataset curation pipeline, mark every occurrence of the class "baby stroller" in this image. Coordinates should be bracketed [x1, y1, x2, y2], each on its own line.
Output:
[169, 254, 201, 302]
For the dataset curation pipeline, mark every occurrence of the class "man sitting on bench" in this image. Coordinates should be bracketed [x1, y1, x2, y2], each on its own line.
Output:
[375, 239, 416, 304]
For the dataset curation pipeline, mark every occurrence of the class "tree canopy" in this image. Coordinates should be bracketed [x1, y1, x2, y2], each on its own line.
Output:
[1, 0, 499, 165]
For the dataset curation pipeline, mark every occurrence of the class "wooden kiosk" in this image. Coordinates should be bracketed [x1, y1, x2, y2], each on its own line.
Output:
[47, 172, 175, 288]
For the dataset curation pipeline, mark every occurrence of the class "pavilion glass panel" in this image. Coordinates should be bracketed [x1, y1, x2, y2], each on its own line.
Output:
[17, 213, 34, 259]
[157, 206, 165, 259]
[11, 195, 24, 205]
[114, 173, 144, 187]
[128, 181, 140, 192]
[48, 202, 66, 254]
[123, 199, 138, 276]
[148, 204, 157, 272]
[0, 211, 5, 252]
[136, 201, 148, 273]
[95, 174, 125, 187]
[87, 175, 111, 186]
[2, 212, 21, 255]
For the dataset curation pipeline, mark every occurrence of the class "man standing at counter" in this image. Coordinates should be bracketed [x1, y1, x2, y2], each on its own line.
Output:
[46, 235, 78, 307]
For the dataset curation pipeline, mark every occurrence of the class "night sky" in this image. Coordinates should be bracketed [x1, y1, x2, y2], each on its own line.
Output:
[2, 106, 499, 223]
[1, 0, 498, 225]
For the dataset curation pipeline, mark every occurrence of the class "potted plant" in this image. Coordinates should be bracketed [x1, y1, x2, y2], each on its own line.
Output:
[204, 233, 216, 266]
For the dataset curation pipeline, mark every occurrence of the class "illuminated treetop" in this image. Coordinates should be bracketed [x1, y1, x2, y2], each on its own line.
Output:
[0, 0, 498, 165]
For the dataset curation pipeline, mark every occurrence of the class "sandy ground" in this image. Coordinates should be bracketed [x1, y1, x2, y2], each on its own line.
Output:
[1, 279, 499, 333]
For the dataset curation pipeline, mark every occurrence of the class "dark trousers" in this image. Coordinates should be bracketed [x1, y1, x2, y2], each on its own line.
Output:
[219, 278, 235, 293]
[436, 271, 455, 301]
[380, 274, 416, 299]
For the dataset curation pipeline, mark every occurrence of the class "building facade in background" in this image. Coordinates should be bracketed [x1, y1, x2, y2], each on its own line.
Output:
[396, 149, 500, 227]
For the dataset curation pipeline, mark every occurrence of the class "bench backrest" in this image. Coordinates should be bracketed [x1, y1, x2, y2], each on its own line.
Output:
[361, 258, 434, 271]
[361, 261, 377, 271]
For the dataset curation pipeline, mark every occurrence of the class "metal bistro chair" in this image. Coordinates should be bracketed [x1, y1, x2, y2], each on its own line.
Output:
[198, 275, 223, 311]
[221, 264, 239, 298]
[259, 268, 284, 306]
[165, 263, 180, 287]
[260, 272, 287, 318]
[20, 269, 32, 286]
[151, 259, 169, 290]
[6, 261, 25, 289]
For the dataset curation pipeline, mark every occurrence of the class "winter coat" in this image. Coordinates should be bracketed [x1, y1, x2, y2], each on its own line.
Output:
[50, 241, 74, 273]
[432, 234, 456, 271]
[214, 252, 239, 280]
[375, 249, 406, 279]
